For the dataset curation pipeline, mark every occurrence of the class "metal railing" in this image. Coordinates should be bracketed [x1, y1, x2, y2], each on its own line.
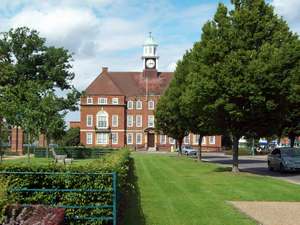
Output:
[0, 171, 117, 225]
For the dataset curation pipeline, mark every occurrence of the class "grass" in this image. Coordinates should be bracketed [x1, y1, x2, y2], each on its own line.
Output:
[123, 152, 300, 225]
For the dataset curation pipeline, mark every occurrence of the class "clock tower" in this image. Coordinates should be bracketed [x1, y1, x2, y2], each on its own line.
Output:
[142, 32, 159, 71]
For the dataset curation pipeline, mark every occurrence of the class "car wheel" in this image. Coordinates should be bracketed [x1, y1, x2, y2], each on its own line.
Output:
[268, 161, 273, 171]
[279, 163, 285, 173]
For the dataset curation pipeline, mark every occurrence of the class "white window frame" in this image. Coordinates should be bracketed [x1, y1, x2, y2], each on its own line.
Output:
[127, 100, 133, 109]
[112, 133, 118, 145]
[127, 115, 134, 127]
[112, 115, 118, 128]
[202, 137, 206, 145]
[98, 97, 107, 105]
[96, 111, 108, 129]
[136, 133, 142, 145]
[127, 133, 133, 144]
[160, 135, 166, 144]
[86, 115, 93, 127]
[96, 133, 108, 144]
[148, 115, 154, 128]
[169, 137, 175, 144]
[193, 134, 200, 145]
[184, 135, 190, 145]
[148, 100, 155, 110]
[209, 136, 216, 145]
[86, 132, 93, 145]
[136, 115, 142, 127]
[136, 100, 142, 110]
[87, 97, 93, 105]
[112, 98, 119, 105]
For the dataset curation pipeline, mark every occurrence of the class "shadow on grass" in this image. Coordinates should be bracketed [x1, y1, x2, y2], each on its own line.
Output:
[213, 166, 232, 172]
[119, 157, 145, 225]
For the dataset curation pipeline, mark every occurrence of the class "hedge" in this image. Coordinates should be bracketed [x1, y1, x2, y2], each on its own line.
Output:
[0, 148, 131, 225]
[33, 147, 117, 159]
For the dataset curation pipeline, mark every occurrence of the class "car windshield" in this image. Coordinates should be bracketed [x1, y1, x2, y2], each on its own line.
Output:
[281, 149, 300, 157]
[185, 146, 192, 149]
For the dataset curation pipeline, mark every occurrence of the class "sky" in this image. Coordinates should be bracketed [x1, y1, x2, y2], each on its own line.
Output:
[0, 0, 299, 123]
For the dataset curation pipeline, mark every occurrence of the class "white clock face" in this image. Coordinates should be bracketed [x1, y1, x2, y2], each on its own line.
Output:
[146, 59, 155, 69]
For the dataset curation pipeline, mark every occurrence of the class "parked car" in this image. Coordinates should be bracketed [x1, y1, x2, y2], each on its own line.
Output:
[268, 147, 300, 172]
[178, 145, 198, 156]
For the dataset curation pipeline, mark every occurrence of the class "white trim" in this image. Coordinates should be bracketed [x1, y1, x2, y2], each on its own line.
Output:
[112, 132, 118, 144]
[148, 100, 155, 110]
[169, 137, 175, 144]
[127, 100, 133, 109]
[209, 136, 216, 145]
[127, 115, 133, 127]
[112, 97, 119, 105]
[193, 134, 199, 145]
[184, 135, 190, 145]
[96, 133, 108, 144]
[136, 133, 143, 144]
[87, 97, 93, 105]
[148, 115, 154, 127]
[86, 115, 93, 127]
[160, 135, 166, 144]
[98, 97, 107, 105]
[202, 137, 206, 145]
[96, 111, 109, 129]
[136, 100, 143, 110]
[136, 115, 142, 127]
[86, 132, 93, 144]
[127, 133, 133, 144]
[112, 115, 118, 127]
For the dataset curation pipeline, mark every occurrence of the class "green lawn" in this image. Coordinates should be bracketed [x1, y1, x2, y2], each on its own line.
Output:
[123, 153, 300, 225]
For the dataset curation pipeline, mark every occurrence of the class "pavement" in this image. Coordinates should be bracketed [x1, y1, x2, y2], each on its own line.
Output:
[202, 152, 300, 185]
[230, 201, 300, 225]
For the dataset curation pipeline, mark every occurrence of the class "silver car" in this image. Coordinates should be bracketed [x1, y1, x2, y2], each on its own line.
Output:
[268, 147, 300, 172]
[181, 145, 198, 156]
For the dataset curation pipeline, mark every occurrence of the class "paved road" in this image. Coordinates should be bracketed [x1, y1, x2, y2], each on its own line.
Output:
[202, 152, 300, 185]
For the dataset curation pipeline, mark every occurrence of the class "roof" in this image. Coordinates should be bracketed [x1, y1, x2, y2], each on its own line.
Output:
[85, 70, 173, 97]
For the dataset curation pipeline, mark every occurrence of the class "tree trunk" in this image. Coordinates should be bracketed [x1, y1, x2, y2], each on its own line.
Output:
[27, 132, 30, 162]
[178, 139, 183, 156]
[232, 135, 240, 173]
[290, 136, 295, 148]
[197, 135, 203, 161]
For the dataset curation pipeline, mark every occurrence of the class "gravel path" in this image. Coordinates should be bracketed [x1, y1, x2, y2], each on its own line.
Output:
[230, 201, 300, 225]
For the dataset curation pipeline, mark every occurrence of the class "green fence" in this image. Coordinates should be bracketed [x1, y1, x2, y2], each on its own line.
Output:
[0, 171, 117, 225]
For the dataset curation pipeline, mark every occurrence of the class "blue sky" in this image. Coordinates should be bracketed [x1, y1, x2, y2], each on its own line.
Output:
[0, 0, 299, 123]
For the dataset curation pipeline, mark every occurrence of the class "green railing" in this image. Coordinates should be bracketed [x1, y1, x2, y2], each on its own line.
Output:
[0, 171, 117, 225]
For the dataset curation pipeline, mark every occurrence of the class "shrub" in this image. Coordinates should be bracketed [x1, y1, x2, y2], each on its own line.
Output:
[0, 148, 130, 225]
[0, 179, 9, 223]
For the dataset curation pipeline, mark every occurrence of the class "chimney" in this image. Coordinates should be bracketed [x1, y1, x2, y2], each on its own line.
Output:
[102, 67, 108, 73]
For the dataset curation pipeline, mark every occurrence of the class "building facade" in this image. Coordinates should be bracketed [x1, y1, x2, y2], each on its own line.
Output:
[80, 33, 222, 151]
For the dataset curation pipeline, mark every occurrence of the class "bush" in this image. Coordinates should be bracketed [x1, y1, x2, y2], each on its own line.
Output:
[224, 147, 253, 156]
[34, 147, 117, 159]
[0, 179, 8, 223]
[0, 148, 130, 225]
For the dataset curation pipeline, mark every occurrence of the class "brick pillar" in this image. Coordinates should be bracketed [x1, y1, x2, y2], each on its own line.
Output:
[11, 127, 24, 155]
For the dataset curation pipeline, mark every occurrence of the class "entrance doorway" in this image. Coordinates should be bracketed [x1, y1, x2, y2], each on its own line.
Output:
[147, 133, 155, 148]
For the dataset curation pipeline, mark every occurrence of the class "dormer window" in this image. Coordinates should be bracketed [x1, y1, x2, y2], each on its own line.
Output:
[112, 98, 119, 105]
[87, 97, 93, 105]
[148, 100, 154, 110]
[98, 97, 107, 105]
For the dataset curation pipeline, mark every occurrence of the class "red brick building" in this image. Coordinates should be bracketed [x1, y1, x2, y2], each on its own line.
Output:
[80, 33, 222, 151]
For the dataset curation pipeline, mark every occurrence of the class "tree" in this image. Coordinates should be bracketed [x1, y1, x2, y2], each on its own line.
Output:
[188, 0, 300, 171]
[0, 27, 80, 155]
[59, 128, 80, 147]
[155, 55, 190, 154]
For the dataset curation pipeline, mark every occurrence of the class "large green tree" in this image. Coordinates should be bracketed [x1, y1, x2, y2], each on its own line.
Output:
[0, 27, 80, 155]
[189, 0, 300, 171]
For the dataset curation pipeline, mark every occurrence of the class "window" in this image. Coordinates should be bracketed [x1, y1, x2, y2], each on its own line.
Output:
[87, 97, 93, 104]
[127, 115, 133, 127]
[136, 133, 142, 145]
[96, 111, 108, 129]
[209, 136, 216, 145]
[86, 115, 93, 127]
[97, 133, 108, 144]
[112, 115, 118, 127]
[184, 135, 190, 144]
[136, 100, 142, 110]
[148, 115, 154, 127]
[202, 137, 206, 145]
[160, 135, 166, 144]
[136, 115, 142, 127]
[112, 133, 118, 145]
[127, 100, 133, 109]
[86, 133, 93, 145]
[112, 98, 119, 105]
[98, 97, 107, 105]
[193, 134, 200, 145]
[148, 100, 154, 110]
[127, 133, 133, 144]
[169, 137, 175, 144]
